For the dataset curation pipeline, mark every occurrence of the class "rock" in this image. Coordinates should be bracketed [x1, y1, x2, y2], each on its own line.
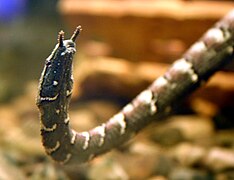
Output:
[62, 164, 88, 180]
[82, 40, 112, 57]
[0, 150, 26, 180]
[151, 115, 215, 146]
[88, 156, 128, 180]
[215, 171, 234, 180]
[72, 57, 167, 101]
[215, 129, 234, 147]
[169, 167, 211, 180]
[116, 141, 161, 179]
[150, 126, 185, 146]
[0, 103, 44, 159]
[59, 0, 234, 62]
[70, 100, 121, 132]
[167, 116, 215, 142]
[27, 162, 69, 180]
[205, 147, 234, 172]
[169, 143, 207, 167]
[148, 176, 167, 180]
[129, 141, 161, 155]
[70, 108, 98, 132]
[191, 71, 234, 117]
[82, 100, 121, 124]
[152, 154, 175, 177]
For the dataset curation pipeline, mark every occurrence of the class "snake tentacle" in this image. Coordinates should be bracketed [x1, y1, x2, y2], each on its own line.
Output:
[36, 11, 234, 165]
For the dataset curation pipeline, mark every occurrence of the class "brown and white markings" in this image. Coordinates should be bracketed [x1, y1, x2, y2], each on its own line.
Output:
[36, 10, 234, 165]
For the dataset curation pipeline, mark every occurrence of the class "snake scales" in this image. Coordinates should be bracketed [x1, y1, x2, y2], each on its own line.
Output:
[36, 10, 234, 165]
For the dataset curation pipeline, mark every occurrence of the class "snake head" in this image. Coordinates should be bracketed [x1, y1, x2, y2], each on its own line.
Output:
[37, 26, 82, 105]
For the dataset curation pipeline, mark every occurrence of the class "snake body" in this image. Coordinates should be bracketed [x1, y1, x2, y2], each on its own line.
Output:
[37, 11, 234, 165]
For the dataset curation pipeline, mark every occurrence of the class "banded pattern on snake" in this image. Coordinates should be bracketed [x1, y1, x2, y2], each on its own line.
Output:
[36, 10, 234, 165]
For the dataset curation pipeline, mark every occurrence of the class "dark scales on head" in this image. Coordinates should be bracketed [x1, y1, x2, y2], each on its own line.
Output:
[37, 26, 81, 104]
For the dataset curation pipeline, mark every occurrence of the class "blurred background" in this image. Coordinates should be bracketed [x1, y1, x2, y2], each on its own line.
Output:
[0, 0, 62, 102]
[0, 0, 234, 179]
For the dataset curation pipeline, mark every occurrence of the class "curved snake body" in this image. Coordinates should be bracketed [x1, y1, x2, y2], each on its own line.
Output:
[37, 11, 234, 165]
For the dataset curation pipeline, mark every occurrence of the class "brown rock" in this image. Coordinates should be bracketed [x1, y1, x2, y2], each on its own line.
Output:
[169, 143, 207, 167]
[0, 150, 26, 180]
[205, 147, 234, 172]
[88, 155, 129, 180]
[151, 115, 214, 146]
[116, 141, 162, 179]
[169, 167, 210, 180]
[59, 0, 234, 62]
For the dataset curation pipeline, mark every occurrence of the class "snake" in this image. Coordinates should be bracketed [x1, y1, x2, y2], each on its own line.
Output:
[36, 10, 234, 165]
